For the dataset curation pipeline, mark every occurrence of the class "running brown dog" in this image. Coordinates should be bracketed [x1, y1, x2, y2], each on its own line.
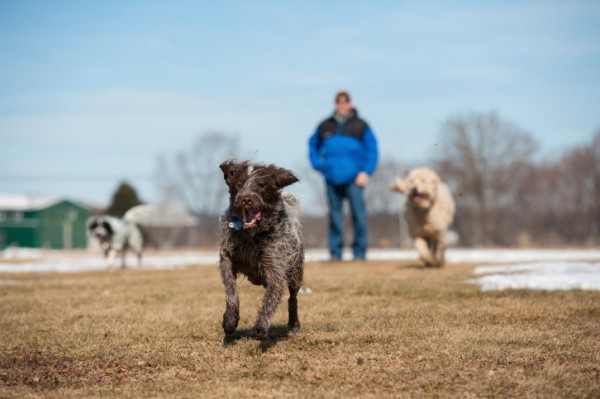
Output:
[218, 160, 304, 340]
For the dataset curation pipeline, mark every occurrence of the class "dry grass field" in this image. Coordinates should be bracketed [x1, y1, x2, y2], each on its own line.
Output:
[1, 259, 599, 398]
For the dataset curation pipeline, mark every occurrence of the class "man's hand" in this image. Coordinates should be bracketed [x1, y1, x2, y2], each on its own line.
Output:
[355, 171, 369, 187]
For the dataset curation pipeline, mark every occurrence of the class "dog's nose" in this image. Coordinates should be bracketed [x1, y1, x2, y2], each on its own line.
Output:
[241, 197, 253, 207]
[411, 188, 419, 196]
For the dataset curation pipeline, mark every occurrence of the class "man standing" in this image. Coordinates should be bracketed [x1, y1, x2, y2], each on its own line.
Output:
[308, 90, 379, 261]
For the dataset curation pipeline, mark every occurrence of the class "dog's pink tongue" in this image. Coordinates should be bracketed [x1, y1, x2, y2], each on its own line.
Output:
[243, 211, 262, 229]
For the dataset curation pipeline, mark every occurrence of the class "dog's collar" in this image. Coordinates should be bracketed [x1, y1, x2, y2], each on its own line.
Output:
[228, 219, 262, 237]
[228, 219, 244, 231]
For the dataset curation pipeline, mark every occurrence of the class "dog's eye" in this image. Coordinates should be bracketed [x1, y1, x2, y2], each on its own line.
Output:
[235, 182, 243, 189]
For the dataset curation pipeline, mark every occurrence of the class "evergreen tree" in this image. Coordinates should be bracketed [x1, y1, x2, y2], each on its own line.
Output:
[106, 181, 143, 217]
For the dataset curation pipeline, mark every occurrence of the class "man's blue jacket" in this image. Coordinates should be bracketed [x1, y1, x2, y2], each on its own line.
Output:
[308, 109, 378, 185]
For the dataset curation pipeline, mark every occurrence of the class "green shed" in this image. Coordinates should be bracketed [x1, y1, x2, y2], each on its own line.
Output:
[0, 194, 90, 250]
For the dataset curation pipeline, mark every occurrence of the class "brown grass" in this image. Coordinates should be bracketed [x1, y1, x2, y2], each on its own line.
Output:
[1, 259, 599, 398]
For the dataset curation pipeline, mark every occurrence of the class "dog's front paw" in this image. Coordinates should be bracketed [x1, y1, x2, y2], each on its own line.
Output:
[223, 323, 236, 336]
[249, 325, 268, 340]
[288, 320, 301, 334]
[222, 312, 239, 336]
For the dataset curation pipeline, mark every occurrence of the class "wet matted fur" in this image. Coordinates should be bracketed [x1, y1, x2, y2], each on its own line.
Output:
[390, 167, 455, 267]
[218, 160, 304, 340]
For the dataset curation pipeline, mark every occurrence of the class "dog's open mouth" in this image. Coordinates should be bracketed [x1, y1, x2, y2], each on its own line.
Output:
[242, 208, 262, 229]
[411, 193, 428, 204]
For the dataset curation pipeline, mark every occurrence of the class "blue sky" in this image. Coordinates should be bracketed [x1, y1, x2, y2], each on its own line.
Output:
[1, 0, 599, 208]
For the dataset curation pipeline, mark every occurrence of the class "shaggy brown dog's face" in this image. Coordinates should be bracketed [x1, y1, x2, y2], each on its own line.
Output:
[220, 160, 298, 229]
[405, 168, 441, 210]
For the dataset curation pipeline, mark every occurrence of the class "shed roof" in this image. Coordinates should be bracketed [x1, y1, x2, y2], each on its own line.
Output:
[124, 204, 198, 227]
[0, 194, 62, 211]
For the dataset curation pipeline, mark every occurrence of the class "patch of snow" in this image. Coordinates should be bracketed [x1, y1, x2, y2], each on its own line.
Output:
[2, 247, 600, 292]
[469, 262, 600, 291]
[0, 250, 218, 273]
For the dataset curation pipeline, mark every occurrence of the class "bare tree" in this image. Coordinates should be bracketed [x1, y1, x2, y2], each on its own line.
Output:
[366, 159, 406, 215]
[513, 161, 564, 245]
[154, 131, 241, 245]
[435, 112, 538, 246]
[366, 158, 409, 248]
[549, 129, 600, 244]
[164, 132, 240, 216]
[506, 128, 600, 247]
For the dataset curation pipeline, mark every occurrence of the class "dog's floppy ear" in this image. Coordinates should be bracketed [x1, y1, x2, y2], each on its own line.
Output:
[219, 160, 239, 186]
[102, 220, 113, 235]
[219, 160, 236, 176]
[269, 165, 299, 189]
[87, 218, 98, 230]
[389, 178, 406, 194]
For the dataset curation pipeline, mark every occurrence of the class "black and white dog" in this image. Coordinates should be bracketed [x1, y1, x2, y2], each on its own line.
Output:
[87, 216, 143, 270]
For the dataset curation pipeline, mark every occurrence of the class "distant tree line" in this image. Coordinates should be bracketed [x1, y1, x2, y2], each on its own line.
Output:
[434, 112, 600, 247]
[152, 113, 600, 249]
